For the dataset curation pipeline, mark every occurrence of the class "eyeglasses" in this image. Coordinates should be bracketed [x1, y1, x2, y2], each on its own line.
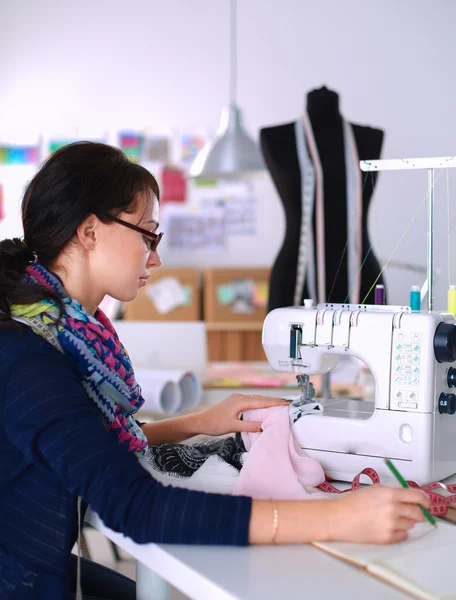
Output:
[103, 214, 164, 253]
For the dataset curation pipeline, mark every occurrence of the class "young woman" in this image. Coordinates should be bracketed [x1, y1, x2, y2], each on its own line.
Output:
[0, 142, 429, 600]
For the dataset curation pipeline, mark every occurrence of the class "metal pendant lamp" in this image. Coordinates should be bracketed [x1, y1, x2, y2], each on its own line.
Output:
[189, 0, 265, 179]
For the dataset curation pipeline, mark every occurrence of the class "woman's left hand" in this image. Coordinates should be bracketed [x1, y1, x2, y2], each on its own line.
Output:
[196, 393, 289, 437]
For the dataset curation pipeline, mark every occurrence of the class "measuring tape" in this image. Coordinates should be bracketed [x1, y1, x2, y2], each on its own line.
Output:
[316, 469, 456, 516]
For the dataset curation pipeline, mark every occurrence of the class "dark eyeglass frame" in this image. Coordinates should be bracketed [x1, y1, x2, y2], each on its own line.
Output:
[103, 214, 164, 252]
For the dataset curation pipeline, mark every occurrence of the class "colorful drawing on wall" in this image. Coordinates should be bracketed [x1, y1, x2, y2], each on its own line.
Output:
[145, 137, 169, 163]
[48, 140, 79, 153]
[253, 281, 268, 307]
[118, 131, 144, 163]
[201, 194, 257, 236]
[160, 167, 186, 203]
[225, 195, 257, 236]
[167, 214, 226, 252]
[47, 135, 106, 155]
[0, 145, 39, 165]
[180, 134, 205, 167]
[164, 203, 227, 253]
[216, 279, 268, 313]
[216, 283, 236, 306]
[215, 279, 269, 314]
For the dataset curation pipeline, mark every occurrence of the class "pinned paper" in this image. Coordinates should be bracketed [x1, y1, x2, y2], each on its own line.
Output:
[145, 137, 169, 163]
[0, 145, 39, 164]
[232, 279, 256, 313]
[254, 281, 269, 307]
[201, 194, 257, 237]
[49, 139, 79, 153]
[160, 167, 186, 203]
[181, 285, 193, 306]
[181, 133, 205, 167]
[47, 135, 106, 155]
[165, 209, 226, 252]
[119, 131, 144, 163]
[224, 195, 257, 236]
[216, 279, 256, 313]
[146, 276, 189, 314]
[216, 283, 236, 306]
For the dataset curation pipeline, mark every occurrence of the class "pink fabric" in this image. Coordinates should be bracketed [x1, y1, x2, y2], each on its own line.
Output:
[233, 406, 326, 500]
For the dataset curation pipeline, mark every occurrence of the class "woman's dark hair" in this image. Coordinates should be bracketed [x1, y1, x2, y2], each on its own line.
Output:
[0, 141, 160, 327]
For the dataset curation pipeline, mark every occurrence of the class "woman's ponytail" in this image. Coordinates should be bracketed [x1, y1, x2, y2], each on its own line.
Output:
[0, 238, 60, 325]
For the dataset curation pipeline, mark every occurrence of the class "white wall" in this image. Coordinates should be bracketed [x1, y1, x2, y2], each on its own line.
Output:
[0, 0, 455, 307]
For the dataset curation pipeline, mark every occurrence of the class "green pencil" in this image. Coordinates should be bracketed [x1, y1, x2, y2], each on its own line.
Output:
[384, 458, 437, 528]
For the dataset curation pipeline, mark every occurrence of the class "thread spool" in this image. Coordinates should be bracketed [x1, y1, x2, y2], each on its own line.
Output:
[374, 284, 385, 305]
[448, 285, 456, 315]
[410, 285, 421, 311]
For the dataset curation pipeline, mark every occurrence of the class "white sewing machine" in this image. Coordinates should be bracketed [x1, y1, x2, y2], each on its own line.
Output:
[262, 303, 456, 484]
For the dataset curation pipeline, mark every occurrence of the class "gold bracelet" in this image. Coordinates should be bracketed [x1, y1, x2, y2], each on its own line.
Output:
[271, 499, 279, 544]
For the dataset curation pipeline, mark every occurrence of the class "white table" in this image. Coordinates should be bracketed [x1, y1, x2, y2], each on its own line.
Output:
[86, 509, 405, 600]
[87, 357, 442, 599]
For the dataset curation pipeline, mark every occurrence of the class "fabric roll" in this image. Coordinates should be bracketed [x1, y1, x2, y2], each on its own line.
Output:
[134, 368, 202, 414]
[134, 369, 182, 414]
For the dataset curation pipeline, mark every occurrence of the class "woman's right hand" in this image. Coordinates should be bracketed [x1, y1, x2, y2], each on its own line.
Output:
[329, 485, 431, 544]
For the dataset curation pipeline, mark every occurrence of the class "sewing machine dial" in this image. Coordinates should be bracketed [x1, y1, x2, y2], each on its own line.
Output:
[434, 325, 456, 414]
[434, 323, 456, 363]
[448, 367, 456, 388]
[438, 393, 456, 415]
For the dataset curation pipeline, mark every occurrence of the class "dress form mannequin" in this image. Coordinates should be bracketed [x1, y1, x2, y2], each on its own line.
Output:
[261, 86, 385, 311]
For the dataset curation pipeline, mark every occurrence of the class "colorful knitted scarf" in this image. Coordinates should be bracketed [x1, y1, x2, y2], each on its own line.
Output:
[10, 262, 148, 458]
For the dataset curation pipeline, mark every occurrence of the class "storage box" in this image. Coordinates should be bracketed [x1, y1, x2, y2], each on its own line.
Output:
[203, 267, 270, 323]
[203, 268, 270, 361]
[123, 268, 201, 321]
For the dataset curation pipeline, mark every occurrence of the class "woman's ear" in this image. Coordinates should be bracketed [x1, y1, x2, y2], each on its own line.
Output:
[76, 214, 99, 250]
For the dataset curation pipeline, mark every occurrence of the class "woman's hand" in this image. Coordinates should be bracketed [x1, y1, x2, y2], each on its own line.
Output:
[330, 485, 431, 544]
[196, 393, 289, 437]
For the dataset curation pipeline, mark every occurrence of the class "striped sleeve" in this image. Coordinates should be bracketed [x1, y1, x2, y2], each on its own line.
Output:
[4, 351, 252, 546]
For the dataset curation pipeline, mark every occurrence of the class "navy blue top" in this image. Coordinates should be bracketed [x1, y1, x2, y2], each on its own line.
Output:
[0, 325, 252, 599]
